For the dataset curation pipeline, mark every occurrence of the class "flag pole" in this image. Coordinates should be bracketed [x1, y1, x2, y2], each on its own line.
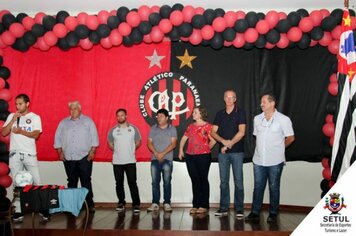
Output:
[344, 0, 349, 8]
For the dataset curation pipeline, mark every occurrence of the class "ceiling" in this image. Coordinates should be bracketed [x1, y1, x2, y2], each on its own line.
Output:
[1, 0, 356, 16]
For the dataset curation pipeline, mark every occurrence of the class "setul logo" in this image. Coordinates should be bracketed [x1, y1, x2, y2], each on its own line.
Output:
[139, 72, 201, 126]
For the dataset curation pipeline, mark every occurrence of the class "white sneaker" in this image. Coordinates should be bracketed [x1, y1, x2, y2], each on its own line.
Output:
[147, 203, 159, 212]
[163, 203, 172, 212]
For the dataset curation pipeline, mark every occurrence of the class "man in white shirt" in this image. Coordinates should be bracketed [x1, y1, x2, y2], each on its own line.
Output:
[247, 93, 295, 223]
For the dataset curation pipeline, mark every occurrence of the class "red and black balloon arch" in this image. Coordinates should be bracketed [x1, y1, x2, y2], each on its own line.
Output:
[0, 4, 353, 192]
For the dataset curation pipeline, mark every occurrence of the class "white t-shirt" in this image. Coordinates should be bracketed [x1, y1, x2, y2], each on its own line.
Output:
[3, 112, 42, 155]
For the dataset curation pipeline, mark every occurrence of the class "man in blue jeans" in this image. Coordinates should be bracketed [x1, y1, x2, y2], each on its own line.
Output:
[211, 89, 246, 218]
[147, 108, 177, 212]
[247, 93, 294, 223]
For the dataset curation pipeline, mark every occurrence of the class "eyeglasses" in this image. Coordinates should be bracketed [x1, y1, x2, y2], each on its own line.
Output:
[261, 117, 274, 127]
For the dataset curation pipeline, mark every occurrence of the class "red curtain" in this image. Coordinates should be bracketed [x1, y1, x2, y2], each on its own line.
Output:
[3, 42, 171, 161]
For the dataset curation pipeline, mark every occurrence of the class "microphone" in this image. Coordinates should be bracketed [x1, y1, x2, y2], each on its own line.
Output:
[17, 117, 20, 127]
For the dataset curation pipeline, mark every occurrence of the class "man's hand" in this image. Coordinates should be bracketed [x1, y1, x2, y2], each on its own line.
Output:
[12, 127, 22, 134]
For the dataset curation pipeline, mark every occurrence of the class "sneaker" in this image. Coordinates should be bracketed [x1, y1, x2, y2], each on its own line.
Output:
[163, 203, 172, 212]
[246, 212, 260, 221]
[116, 204, 125, 212]
[267, 214, 277, 223]
[12, 213, 24, 222]
[89, 207, 96, 213]
[133, 206, 140, 214]
[189, 208, 198, 214]
[39, 212, 51, 221]
[214, 209, 228, 217]
[236, 211, 244, 219]
[147, 203, 159, 212]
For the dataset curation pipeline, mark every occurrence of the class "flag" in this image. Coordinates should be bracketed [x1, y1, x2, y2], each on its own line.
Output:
[330, 8, 356, 182]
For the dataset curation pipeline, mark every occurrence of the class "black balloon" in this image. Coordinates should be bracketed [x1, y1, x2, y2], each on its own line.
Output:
[201, 39, 210, 47]
[23, 31, 37, 46]
[31, 24, 46, 37]
[246, 11, 258, 27]
[42, 15, 56, 30]
[1, 13, 16, 29]
[0, 23, 4, 34]
[244, 42, 254, 50]
[97, 24, 111, 38]
[0, 152, 9, 164]
[287, 11, 301, 26]
[178, 23, 193, 37]
[320, 179, 330, 192]
[117, 6, 129, 22]
[149, 13, 161, 26]
[56, 10, 70, 23]
[0, 100, 9, 112]
[288, 42, 297, 48]
[123, 36, 133, 46]
[210, 33, 223, 50]
[296, 9, 309, 17]
[138, 21, 152, 35]
[107, 15, 120, 29]
[350, 9, 355, 16]
[0, 111, 10, 121]
[131, 28, 143, 44]
[326, 101, 336, 114]
[298, 33, 311, 49]
[0, 56, 2, 66]
[214, 8, 225, 17]
[160, 5, 172, 18]
[168, 27, 180, 42]
[255, 35, 266, 48]
[57, 38, 70, 51]
[311, 27, 324, 40]
[276, 19, 291, 33]
[257, 12, 265, 20]
[74, 25, 90, 39]
[322, 144, 332, 157]
[12, 38, 29, 52]
[89, 31, 100, 44]
[66, 32, 79, 47]
[204, 9, 217, 25]
[331, 9, 343, 25]
[16, 13, 28, 23]
[0, 67, 10, 80]
[266, 29, 280, 44]
[222, 28, 235, 42]
[4, 81, 9, 89]
[172, 3, 184, 11]
[191, 15, 206, 29]
[0, 142, 7, 154]
[234, 19, 248, 33]
[321, 16, 338, 31]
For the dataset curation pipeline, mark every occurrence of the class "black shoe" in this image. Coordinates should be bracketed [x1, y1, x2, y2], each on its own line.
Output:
[236, 210, 244, 219]
[133, 206, 140, 214]
[39, 211, 51, 222]
[116, 204, 125, 212]
[89, 207, 96, 213]
[267, 214, 277, 223]
[214, 209, 228, 217]
[12, 213, 24, 222]
[246, 212, 260, 221]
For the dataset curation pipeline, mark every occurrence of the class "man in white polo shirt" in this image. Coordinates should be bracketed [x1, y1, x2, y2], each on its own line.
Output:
[247, 93, 295, 223]
[108, 108, 141, 213]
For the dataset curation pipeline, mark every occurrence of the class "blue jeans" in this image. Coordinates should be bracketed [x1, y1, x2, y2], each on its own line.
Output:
[151, 159, 173, 204]
[218, 152, 244, 211]
[251, 162, 284, 215]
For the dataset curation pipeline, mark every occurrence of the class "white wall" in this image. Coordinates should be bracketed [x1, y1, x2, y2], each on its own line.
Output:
[7, 161, 323, 207]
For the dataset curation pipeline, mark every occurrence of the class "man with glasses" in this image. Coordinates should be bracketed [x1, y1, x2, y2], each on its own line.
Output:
[246, 93, 295, 223]
[211, 89, 246, 218]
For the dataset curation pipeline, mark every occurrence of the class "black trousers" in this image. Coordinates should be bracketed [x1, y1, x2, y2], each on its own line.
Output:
[63, 156, 94, 207]
[113, 163, 140, 206]
[185, 153, 212, 209]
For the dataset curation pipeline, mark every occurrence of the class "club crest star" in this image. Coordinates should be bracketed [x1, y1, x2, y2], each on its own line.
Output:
[145, 49, 166, 68]
[176, 49, 197, 69]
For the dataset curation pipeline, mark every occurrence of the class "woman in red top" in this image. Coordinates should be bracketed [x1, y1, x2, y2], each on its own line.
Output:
[179, 107, 216, 214]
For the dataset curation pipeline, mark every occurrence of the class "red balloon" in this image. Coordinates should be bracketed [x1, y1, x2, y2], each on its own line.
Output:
[321, 158, 330, 168]
[195, 7, 205, 15]
[170, 10, 184, 26]
[244, 28, 258, 43]
[0, 175, 12, 188]
[150, 26, 164, 43]
[201, 25, 214, 40]
[189, 29, 202, 45]
[126, 11, 141, 27]
[109, 10, 117, 16]
[22, 16, 35, 30]
[0, 134, 9, 144]
[322, 123, 335, 137]
[329, 73, 337, 83]
[310, 10, 323, 27]
[310, 40, 318, 47]
[329, 180, 335, 188]
[9, 23, 25, 38]
[212, 17, 226, 32]
[37, 37, 50, 51]
[138, 5, 150, 21]
[331, 25, 342, 40]
[329, 136, 334, 147]
[79, 38, 93, 50]
[0, 162, 9, 176]
[182, 5, 195, 22]
[0, 78, 5, 89]
[159, 19, 173, 34]
[0, 38, 6, 49]
[325, 114, 334, 123]
[0, 10, 10, 22]
[0, 48, 2, 56]
[265, 10, 279, 28]
[278, 12, 287, 20]
[43, 31, 58, 46]
[97, 10, 110, 24]
[0, 89, 11, 101]
[100, 37, 112, 49]
[118, 22, 132, 36]
[53, 23, 67, 38]
[328, 40, 339, 55]
[328, 81, 338, 96]
[77, 12, 89, 24]
[233, 33, 245, 48]
[320, 9, 330, 19]
[143, 34, 152, 44]
[299, 17, 313, 32]
[1, 31, 16, 46]
[256, 20, 270, 34]
[236, 11, 246, 20]
[109, 29, 123, 46]
[287, 27, 302, 42]
[319, 32, 332, 47]
[351, 17, 356, 30]
[34, 12, 45, 24]
[224, 11, 237, 27]
[265, 42, 275, 49]
[224, 41, 233, 47]
[65, 16, 78, 31]
[86, 15, 99, 30]
[150, 6, 160, 14]
[322, 167, 331, 181]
